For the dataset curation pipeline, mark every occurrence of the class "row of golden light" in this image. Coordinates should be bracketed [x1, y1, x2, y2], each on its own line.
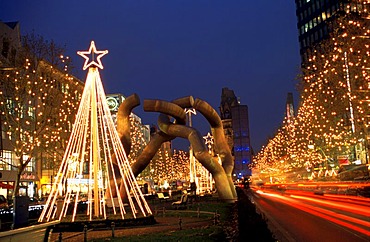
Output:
[253, 17, 370, 175]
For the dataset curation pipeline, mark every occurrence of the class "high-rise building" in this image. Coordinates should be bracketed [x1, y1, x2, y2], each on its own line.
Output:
[219, 87, 252, 179]
[295, 0, 370, 63]
[231, 105, 252, 178]
[220, 88, 238, 150]
[294, 1, 370, 163]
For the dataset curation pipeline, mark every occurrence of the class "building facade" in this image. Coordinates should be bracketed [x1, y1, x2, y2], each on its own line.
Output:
[295, 0, 370, 164]
[219, 87, 252, 179]
[0, 21, 85, 199]
[295, 0, 370, 63]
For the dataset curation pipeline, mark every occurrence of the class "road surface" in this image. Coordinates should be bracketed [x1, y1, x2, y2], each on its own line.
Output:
[247, 188, 370, 242]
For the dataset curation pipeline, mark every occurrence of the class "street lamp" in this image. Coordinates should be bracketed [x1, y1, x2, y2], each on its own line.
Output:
[185, 108, 197, 193]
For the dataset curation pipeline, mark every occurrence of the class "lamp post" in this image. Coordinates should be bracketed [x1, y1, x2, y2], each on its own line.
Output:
[185, 108, 198, 195]
[203, 132, 214, 192]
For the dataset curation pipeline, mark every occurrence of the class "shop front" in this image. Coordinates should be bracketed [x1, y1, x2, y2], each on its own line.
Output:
[0, 170, 39, 200]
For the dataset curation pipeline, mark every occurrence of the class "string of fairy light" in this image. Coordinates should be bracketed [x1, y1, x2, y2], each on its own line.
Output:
[0, 53, 82, 171]
[146, 149, 190, 184]
[39, 41, 152, 222]
[252, 6, 370, 181]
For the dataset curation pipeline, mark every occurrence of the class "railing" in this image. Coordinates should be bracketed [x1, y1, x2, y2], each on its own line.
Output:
[0, 220, 60, 242]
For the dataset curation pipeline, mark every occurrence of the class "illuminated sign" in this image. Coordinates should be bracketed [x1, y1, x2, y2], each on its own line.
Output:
[107, 96, 119, 111]
[106, 95, 125, 112]
[337, 155, 349, 165]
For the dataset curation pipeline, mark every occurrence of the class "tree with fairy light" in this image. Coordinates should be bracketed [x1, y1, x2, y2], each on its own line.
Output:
[253, 12, 370, 181]
[299, 13, 370, 165]
[171, 150, 189, 181]
[0, 32, 82, 200]
[149, 146, 171, 186]
[128, 115, 151, 178]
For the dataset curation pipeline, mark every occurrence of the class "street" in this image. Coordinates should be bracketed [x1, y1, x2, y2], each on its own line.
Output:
[247, 188, 370, 242]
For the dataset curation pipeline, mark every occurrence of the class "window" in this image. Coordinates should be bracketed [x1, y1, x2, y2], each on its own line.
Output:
[62, 83, 69, 94]
[6, 99, 14, 115]
[305, 23, 309, 32]
[1, 150, 12, 170]
[28, 106, 34, 118]
[321, 12, 326, 21]
[326, 9, 331, 18]
[242, 158, 250, 164]
[1, 39, 9, 58]
[23, 156, 34, 173]
[323, 25, 328, 36]
[331, 5, 336, 15]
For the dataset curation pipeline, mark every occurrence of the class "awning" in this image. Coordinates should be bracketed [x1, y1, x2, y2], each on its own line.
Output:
[0, 182, 14, 189]
[20, 173, 40, 182]
[0, 170, 40, 182]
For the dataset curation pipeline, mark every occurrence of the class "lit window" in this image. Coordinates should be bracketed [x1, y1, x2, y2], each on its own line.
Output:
[321, 11, 326, 21]
[326, 9, 331, 18]
[305, 23, 309, 32]
[1, 150, 13, 170]
[23, 155, 34, 172]
[28, 107, 34, 117]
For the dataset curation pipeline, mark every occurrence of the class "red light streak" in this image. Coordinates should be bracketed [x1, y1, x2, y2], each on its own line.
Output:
[257, 190, 370, 237]
[290, 194, 370, 217]
[290, 195, 370, 228]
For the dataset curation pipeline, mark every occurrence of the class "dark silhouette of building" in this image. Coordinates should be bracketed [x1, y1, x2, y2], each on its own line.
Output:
[219, 87, 252, 179]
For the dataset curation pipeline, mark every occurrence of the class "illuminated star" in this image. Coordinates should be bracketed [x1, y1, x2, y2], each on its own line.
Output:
[185, 108, 197, 115]
[77, 41, 108, 70]
[203, 132, 214, 145]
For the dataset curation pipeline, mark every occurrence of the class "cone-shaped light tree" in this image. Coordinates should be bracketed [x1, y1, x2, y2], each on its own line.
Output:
[39, 41, 152, 222]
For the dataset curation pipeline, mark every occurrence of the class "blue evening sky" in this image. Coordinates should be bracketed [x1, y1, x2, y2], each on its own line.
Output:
[0, 0, 301, 151]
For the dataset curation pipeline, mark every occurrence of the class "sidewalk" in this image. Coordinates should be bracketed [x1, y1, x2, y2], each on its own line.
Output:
[49, 215, 213, 242]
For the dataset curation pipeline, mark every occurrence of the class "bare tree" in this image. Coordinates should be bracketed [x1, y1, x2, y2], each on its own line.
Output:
[0, 32, 81, 198]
